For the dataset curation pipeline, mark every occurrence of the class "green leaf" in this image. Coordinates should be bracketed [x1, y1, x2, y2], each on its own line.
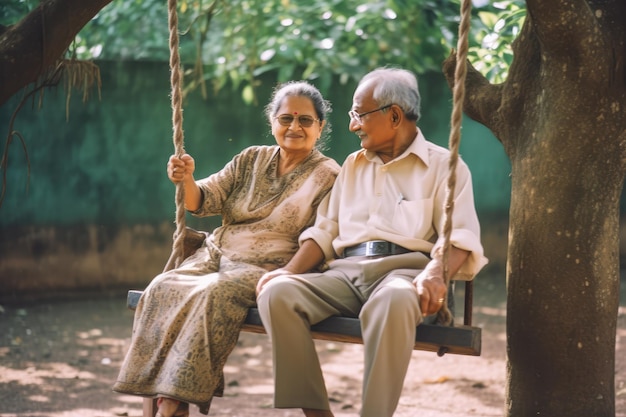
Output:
[8, 0, 526, 99]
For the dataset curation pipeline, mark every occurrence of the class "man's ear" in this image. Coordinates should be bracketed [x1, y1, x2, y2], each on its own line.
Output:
[391, 106, 402, 124]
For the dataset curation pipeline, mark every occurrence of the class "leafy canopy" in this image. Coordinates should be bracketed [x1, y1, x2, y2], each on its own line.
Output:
[2, 0, 524, 102]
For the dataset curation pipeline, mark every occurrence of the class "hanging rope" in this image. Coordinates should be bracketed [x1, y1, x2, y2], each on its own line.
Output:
[163, 0, 187, 272]
[438, 0, 472, 326]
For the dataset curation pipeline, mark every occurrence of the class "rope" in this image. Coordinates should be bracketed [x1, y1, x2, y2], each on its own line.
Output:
[438, 0, 472, 326]
[164, 0, 187, 272]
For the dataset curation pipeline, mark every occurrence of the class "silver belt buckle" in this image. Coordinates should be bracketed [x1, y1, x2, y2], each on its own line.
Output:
[366, 240, 389, 256]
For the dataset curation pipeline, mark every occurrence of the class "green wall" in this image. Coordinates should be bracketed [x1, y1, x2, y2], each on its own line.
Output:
[1, 60, 511, 227]
[0, 61, 512, 296]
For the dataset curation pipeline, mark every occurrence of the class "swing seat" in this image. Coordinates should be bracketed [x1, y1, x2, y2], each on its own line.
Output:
[126, 280, 479, 417]
[126, 280, 481, 356]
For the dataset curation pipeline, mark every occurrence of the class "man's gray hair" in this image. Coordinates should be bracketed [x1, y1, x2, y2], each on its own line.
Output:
[358, 68, 421, 122]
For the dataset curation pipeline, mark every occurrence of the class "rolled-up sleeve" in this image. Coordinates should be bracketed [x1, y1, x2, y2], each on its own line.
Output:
[298, 192, 338, 260]
[431, 161, 487, 280]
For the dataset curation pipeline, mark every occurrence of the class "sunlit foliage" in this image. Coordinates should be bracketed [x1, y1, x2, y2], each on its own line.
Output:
[1, 0, 525, 102]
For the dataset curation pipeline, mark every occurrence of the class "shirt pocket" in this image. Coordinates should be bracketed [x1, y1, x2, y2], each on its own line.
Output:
[392, 198, 433, 239]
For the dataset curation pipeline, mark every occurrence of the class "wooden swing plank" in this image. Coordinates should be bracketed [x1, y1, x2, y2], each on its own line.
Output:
[126, 289, 481, 356]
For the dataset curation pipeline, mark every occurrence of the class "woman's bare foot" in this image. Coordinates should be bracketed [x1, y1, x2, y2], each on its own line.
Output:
[156, 397, 189, 417]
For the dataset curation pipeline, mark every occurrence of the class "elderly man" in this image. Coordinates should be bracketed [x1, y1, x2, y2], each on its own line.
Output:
[256, 67, 487, 417]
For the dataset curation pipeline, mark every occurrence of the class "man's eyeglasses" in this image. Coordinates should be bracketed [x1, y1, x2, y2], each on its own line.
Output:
[274, 114, 320, 128]
[348, 104, 393, 125]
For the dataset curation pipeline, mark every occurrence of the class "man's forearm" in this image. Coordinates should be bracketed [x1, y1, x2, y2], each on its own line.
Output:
[432, 246, 470, 278]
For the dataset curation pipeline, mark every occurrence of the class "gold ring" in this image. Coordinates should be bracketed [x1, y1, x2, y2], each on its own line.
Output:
[437, 298, 444, 303]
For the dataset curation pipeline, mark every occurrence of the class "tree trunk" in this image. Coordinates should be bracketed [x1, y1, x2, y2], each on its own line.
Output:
[0, 0, 114, 105]
[444, 0, 626, 415]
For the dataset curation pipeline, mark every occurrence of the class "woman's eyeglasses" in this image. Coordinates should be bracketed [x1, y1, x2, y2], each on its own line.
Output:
[275, 114, 320, 128]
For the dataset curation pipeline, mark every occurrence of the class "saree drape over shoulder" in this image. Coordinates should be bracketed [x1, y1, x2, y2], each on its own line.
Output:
[113, 146, 339, 414]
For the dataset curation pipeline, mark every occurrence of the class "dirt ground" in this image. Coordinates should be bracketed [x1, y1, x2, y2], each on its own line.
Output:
[1, 274, 625, 417]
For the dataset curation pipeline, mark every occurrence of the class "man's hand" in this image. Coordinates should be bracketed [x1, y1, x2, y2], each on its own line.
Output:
[256, 268, 294, 295]
[413, 259, 448, 316]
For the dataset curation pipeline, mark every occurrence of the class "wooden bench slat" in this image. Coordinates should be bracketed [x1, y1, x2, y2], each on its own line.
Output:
[126, 289, 481, 356]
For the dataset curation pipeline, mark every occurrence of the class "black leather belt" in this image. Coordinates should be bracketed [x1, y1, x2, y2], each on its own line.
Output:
[342, 240, 413, 258]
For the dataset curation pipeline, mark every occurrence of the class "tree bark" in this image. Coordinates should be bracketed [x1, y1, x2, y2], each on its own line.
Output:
[0, 0, 114, 106]
[444, 0, 626, 416]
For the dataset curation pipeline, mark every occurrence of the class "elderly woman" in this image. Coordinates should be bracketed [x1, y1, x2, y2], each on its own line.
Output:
[113, 81, 340, 417]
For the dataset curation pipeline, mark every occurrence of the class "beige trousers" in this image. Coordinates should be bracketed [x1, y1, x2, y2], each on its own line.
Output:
[257, 252, 431, 417]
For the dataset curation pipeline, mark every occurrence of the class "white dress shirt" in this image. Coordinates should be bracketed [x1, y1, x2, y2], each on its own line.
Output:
[299, 129, 488, 279]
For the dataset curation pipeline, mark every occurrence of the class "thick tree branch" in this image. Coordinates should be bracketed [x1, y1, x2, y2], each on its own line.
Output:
[442, 52, 504, 141]
[0, 0, 113, 106]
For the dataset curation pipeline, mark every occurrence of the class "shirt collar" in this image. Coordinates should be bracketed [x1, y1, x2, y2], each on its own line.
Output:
[362, 128, 430, 166]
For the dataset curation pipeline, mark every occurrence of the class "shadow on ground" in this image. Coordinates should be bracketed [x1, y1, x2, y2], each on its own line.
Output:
[0, 273, 624, 417]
